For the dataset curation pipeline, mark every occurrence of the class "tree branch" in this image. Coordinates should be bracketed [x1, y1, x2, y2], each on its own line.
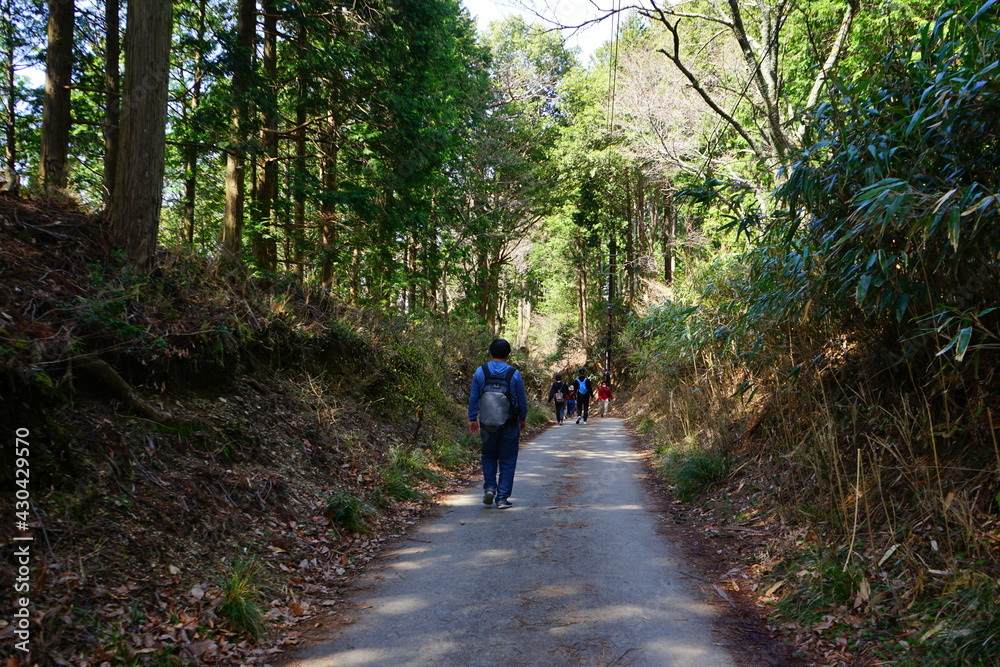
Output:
[655, 20, 765, 162]
[802, 0, 858, 117]
[725, 0, 783, 149]
[637, 4, 733, 29]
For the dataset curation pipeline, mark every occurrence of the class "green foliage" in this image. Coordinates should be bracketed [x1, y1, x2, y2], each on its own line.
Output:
[483, 14, 577, 117]
[917, 574, 1000, 666]
[754, 3, 1000, 361]
[635, 416, 657, 434]
[327, 317, 364, 348]
[624, 302, 704, 379]
[526, 404, 548, 427]
[775, 548, 863, 621]
[655, 443, 732, 502]
[375, 445, 440, 504]
[428, 435, 478, 470]
[325, 491, 375, 535]
[218, 557, 267, 640]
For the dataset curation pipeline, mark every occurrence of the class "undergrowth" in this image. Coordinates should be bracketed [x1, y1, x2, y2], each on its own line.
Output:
[218, 557, 268, 639]
[656, 444, 732, 502]
[326, 492, 376, 535]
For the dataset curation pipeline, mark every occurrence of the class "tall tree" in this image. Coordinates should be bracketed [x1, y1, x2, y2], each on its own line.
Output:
[250, 0, 278, 271]
[108, 0, 173, 269]
[0, 0, 36, 191]
[641, 0, 857, 173]
[220, 0, 255, 259]
[448, 15, 571, 331]
[169, 0, 220, 246]
[288, 12, 311, 277]
[38, 0, 73, 188]
[102, 0, 119, 202]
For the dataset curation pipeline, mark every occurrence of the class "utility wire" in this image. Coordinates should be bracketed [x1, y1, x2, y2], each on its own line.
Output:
[603, 0, 623, 377]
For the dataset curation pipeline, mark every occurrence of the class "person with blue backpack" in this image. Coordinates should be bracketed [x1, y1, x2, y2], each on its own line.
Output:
[574, 367, 592, 424]
[468, 338, 527, 510]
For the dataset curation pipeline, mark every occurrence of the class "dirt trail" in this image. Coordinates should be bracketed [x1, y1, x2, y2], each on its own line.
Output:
[284, 418, 738, 666]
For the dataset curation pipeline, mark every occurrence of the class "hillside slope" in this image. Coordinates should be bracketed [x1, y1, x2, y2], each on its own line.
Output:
[0, 193, 545, 665]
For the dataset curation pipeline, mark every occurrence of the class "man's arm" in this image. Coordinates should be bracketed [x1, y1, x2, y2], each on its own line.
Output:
[468, 366, 484, 434]
[513, 370, 528, 427]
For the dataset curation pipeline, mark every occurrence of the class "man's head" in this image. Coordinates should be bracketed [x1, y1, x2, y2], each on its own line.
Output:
[489, 338, 512, 360]
[577, 368, 585, 377]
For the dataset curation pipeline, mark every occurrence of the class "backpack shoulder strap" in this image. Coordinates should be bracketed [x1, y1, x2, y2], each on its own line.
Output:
[482, 364, 515, 384]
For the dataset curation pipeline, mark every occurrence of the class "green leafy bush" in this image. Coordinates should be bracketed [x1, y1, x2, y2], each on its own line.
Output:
[526, 404, 549, 427]
[429, 435, 478, 470]
[375, 446, 440, 503]
[920, 574, 1000, 666]
[325, 492, 375, 535]
[656, 444, 732, 502]
[751, 3, 1000, 362]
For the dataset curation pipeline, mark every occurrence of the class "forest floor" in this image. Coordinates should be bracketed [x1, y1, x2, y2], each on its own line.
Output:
[632, 444, 861, 666]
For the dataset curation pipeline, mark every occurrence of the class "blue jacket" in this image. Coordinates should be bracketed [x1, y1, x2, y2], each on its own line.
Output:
[468, 360, 528, 423]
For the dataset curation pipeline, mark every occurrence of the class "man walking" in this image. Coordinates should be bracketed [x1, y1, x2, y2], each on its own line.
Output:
[574, 368, 592, 424]
[468, 339, 527, 509]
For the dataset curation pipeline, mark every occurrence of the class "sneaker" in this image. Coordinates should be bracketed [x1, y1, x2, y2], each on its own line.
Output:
[583, 420, 588, 425]
[495, 499, 513, 510]
[483, 489, 495, 505]
[576, 417, 581, 424]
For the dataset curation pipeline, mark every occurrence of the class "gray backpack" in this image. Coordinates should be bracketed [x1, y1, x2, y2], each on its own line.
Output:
[479, 364, 516, 430]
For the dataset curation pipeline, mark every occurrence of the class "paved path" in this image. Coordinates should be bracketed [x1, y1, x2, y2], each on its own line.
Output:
[287, 417, 736, 667]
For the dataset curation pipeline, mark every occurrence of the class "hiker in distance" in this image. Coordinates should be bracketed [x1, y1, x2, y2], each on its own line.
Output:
[597, 379, 613, 417]
[547, 372, 569, 425]
[573, 367, 592, 424]
[468, 338, 528, 510]
[565, 384, 577, 420]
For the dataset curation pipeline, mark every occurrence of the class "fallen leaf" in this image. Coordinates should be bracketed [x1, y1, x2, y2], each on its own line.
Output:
[813, 616, 837, 632]
[878, 544, 900, 567]
[180, 639, 218, 660]
[712, 584, 731, 603]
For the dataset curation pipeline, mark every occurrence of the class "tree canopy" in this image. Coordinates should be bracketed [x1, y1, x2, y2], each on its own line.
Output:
[3, 0, 992, 361]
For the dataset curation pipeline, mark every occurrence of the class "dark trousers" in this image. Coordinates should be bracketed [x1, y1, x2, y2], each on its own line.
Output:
[481, 422, 520, 501]
[577, 394, 590, 421]
[554, 401, 565, 423]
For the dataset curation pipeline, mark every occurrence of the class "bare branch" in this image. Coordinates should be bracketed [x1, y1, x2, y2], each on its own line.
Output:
[655, 21, 764, 161]
[637, 3, 734, 29]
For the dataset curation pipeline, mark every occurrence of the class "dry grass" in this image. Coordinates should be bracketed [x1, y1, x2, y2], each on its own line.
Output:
[627, 335, 1000, 664]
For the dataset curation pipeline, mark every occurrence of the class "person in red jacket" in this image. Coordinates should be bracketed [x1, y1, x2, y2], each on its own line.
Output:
[597, 380, 613, 417]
